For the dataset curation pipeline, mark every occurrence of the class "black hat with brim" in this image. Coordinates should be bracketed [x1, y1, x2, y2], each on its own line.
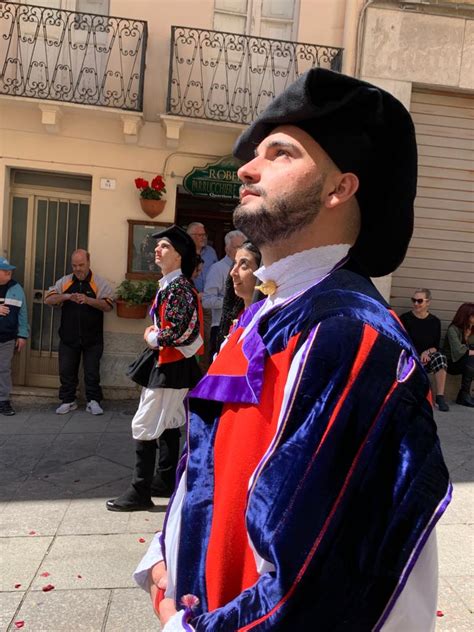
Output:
[152, 225, 197, 279]
[233, 68, 417, 277]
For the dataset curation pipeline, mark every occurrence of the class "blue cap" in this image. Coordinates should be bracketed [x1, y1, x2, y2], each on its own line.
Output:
[0, 257, 16, 271]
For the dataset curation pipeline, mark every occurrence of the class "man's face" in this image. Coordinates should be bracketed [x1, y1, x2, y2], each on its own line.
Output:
[187, 226, 207, 251]
[155, 239, 182, 275]
[0, 269, 12, 285]
[71, 253, 90, 280]
[234, 126, 327, 247]
[226, 235, 245, 261]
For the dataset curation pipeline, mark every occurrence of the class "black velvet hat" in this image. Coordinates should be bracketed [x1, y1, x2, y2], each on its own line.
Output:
[233, 69, 417, 277]
[152, 225, 196, 279]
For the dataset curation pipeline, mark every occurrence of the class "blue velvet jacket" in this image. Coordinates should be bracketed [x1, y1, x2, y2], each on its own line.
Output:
[162, 268, 450, 631]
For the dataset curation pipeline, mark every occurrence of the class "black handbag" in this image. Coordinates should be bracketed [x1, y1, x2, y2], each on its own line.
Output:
[126, 347, 158, 387]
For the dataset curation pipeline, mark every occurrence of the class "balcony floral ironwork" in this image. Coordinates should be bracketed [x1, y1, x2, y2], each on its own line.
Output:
[0, 2, 147, 111]
[167, 25, 343, 124]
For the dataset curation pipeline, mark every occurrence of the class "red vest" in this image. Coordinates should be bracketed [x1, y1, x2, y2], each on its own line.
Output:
[158, 289, 204, 365]
[205, 326, 301, 610]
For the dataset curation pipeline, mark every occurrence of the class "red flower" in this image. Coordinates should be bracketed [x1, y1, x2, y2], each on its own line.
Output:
[151, 175, 165, 191]
[134, 177, 149, 189]
[138, 537, 146, 543]
[436, 610, 444, 617]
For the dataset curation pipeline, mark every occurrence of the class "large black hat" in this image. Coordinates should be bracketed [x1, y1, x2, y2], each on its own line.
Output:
[152, 225, 196, 279]
[233, 69, 417, 277]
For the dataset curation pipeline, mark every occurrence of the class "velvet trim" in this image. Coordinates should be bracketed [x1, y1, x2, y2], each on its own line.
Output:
[170, 269, 450, 630]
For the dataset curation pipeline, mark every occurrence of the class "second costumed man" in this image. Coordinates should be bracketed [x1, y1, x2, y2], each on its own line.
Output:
[107, 226, 202, 511]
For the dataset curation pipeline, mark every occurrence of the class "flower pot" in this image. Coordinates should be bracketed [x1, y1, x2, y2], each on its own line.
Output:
[140, 198, 166, 218]
[116, 300, 148, 319]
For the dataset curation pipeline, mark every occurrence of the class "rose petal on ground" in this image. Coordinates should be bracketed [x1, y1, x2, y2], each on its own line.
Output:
[14, 622, 25, 628]
[28, 531, 36, 535]
[138, 537, 146, 543]
[436, 610, 444, 617]
[14, 583, 21, 589]
[40, 572, 50, 577]
[42, 584, 55, 592]
[77, 575, 82, 579]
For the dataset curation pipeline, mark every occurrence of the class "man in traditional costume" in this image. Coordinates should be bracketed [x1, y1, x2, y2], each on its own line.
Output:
[107, 226, 202, 511]
[134, 69, 451, 630]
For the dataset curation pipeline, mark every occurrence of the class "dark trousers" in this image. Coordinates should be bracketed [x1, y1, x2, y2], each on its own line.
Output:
[131, 429, 181, 501]
[448, 353, 474, 393]
[209, 325, 219, 363]
[157, 428, 181, 485]
[58, 341, 103, 403]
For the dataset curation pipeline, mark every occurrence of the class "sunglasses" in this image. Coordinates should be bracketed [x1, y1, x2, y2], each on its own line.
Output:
[411, 298, 426, 304]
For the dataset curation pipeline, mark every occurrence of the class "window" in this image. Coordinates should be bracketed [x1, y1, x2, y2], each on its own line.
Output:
[214, 0, 299, 40]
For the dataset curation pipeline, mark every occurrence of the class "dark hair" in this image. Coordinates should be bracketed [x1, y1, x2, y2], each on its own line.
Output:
[216, 242, 262, 350]
[451, 303, 474, 334]
[240, 241, 262, 268]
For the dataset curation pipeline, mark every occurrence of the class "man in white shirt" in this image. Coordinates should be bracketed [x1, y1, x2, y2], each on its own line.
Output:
[202, 230, 245, 359]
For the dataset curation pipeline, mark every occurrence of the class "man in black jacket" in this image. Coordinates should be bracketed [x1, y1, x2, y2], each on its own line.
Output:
[45, 249, 114, 415]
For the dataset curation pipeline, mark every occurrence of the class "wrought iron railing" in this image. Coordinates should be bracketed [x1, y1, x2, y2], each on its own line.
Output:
[0, 2, 147, 111]
[167, 25, 343, 124]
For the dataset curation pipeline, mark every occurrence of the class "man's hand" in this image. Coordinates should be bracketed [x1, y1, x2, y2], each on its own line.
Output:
[0, 304, 9, 316]
[72, 293, 88, 304]
[159, 598, 178, 625]
[144, 325, 158, 344]
[15, 338, 26, 352]
[149, 561, 178, 623]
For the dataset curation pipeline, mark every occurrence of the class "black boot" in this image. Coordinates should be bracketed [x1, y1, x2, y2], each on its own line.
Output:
[106, 440, 157, 511]
[456, 373, 474, 408]
[151, 429, 180, 497]
[0, 400, 15, 416]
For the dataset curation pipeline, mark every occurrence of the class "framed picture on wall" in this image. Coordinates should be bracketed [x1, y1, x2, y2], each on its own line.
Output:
[126, 219, 172, 280]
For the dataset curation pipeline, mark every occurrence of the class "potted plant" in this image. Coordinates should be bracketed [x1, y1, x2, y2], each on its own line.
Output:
[135, 175, 167, 218]
[115, 279, 158, 319]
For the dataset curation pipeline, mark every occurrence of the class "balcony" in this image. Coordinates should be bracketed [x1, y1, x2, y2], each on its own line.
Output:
[0, 1, 147, 111]
[166, 25, 343, 125]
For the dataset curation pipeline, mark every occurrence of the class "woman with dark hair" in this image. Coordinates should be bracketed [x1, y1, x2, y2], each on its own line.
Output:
[216, 242, 262, 351]
[443, 302, 474, 407]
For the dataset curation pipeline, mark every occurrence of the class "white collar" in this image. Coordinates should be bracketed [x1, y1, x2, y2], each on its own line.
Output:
[159, 268, 182, 291]
[255, 244, 351, 305]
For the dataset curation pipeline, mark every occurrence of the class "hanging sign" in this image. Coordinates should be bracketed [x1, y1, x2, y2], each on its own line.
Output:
[183, 155, 241, 199]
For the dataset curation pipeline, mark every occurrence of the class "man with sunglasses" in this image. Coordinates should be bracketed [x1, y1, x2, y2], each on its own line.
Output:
[400, 288, 449, 411]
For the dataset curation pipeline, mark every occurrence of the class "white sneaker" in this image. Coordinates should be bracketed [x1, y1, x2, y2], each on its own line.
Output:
[86, 400, 103, 415]
[56, 401, 78, 415]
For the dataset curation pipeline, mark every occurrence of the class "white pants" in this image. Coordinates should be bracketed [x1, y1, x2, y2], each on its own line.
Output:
[131, 387, 188, 441]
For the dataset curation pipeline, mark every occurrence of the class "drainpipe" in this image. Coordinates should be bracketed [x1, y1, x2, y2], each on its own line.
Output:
[342, 0, 364, 76]
[342, 0, 376, 78]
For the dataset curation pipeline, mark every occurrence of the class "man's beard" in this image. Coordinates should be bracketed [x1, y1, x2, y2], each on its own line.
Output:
[233, 176, 325, 247]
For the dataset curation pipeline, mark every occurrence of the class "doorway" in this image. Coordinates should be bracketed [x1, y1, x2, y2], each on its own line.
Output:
[9, 170, 91, 387]
[175, 187, 238, 259]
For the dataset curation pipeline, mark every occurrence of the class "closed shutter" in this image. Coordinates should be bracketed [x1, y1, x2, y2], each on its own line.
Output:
[391, 90, 474, 336]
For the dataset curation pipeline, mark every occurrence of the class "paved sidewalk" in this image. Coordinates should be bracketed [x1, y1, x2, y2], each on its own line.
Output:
[0, 399, 472, 631]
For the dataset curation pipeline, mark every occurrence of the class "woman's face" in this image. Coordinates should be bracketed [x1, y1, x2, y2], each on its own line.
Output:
[230, 248, 259, 304]
[468, 315, 474, 328]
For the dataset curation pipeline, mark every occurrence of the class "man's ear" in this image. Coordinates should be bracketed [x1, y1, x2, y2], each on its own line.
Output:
[325, 172, 359, 209]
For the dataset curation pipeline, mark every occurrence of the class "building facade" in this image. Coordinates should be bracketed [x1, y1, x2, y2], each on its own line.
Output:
[0, 0, 472, 395]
